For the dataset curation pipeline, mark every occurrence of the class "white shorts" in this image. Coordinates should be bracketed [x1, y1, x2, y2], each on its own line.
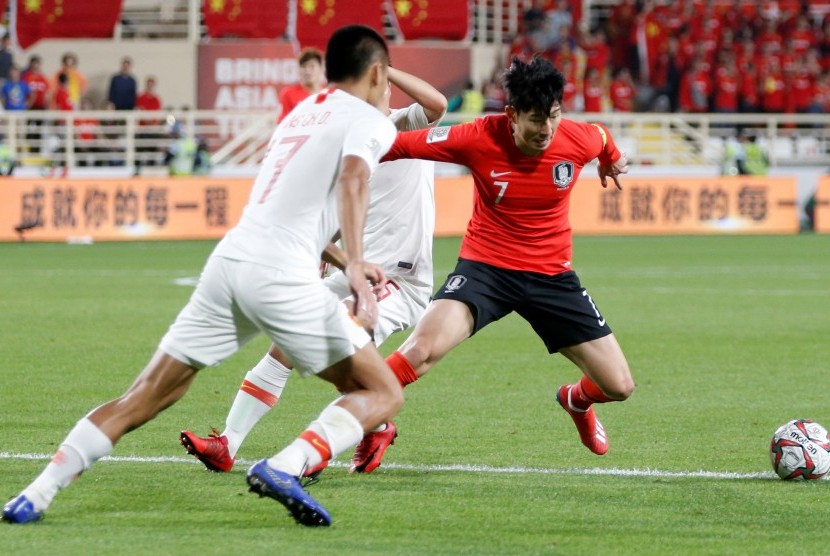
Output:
[323, 271, 429, 345]
[160, 255, 371, 376]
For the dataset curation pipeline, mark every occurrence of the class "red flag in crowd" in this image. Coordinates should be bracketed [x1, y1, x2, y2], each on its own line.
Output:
[203, 0, 288, 39]
[14, 0, 123, 49]
[392, 0, 471, 41]
[295, 0, 385, 50]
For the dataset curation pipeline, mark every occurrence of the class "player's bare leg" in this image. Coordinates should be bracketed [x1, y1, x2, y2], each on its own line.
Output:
[246, 343, 403, 526]
[556, 334, 634, 455]
[349, 299, 474, 473]
[4, 351, 198, 523]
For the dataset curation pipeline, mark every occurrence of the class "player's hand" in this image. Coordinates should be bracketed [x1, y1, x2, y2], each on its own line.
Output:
[598, 152, 629, 190]
[346, 261, 386, 328]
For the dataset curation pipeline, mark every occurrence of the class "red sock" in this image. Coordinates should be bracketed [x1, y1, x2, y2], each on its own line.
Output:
[570, 375, 612, 411]
[386, 351, 418, 388]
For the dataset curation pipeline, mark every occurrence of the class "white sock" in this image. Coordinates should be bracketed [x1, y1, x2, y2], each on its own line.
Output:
[267, 405, 364, 476]
[223, 354, 291, 457]
[22, 418, 113, 512]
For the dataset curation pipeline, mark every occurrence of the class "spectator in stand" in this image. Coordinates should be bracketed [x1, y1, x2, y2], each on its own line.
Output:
[651, 35, 683, 111]
[580, 28, 610, 83]
[678, 57, 711, 113]
[583, 66, 604, 112]
[509, 7, 552, 61]
[21, 55, 50, 147]
[609, 67, 635, 112]
[786, 58, 815, 115]
[51, 72, 74, 111]
[51, 53, 87, 107]
[1, 66, 31, 111]
[136, 76, 164, 167]
[738, 59, 760, 113]
[277, 47, 325, 123]
[789, 14, 817, 57]
[0, 34, 13, 84]
[136, 76, 162, 111]
[559, 57, 580, 112]
[543, 0, 573, 47]
[75, 99, 102, 167]
[712, 53, 739, 114]
[607, 0, 637, 72]
[759, 57, 786, 113]
[809, 71, 830, 115]
[108, 57, 137, 110]
[21, 55, 49, 110]
[757, 17, 783, 56]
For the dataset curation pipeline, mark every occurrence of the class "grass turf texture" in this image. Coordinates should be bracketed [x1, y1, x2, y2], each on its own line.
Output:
[1, 235, 828, 554]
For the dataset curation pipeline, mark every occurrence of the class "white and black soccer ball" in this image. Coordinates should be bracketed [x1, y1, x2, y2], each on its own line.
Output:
[769, 419, 830, 480]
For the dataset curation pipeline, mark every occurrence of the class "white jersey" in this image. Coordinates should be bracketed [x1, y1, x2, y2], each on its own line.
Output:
[214, 88, 396, 275]
[362, 103, 437, 294]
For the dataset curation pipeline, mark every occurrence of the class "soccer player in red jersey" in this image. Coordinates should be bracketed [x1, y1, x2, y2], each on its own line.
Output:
[352, 56, 634, 466]
[277, 47, 325, 123]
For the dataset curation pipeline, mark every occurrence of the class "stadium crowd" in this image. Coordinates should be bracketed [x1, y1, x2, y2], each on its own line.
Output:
[494, 0, 830, 114]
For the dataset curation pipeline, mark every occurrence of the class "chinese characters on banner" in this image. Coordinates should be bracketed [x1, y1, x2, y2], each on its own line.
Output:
[432, 176, 799, 237]
[0, 176, 802, 242]
[1, 179, 247, 242]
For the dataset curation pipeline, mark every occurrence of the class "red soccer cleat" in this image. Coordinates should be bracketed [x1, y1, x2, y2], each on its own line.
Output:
[556, 385, 609, 455]
[180, 428, 235, 472]
[303, 459, 329, 479]
[349, 422, 398, 474]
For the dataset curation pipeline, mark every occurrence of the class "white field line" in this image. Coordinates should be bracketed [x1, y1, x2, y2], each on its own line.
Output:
[0, 451, 777, 480]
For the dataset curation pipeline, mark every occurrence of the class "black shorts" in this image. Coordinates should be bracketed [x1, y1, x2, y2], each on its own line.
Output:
[432, 258, 612, 354]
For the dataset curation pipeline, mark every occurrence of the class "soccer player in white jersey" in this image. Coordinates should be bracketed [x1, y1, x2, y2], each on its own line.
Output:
[180, 65, 447, 476]
[3, 25, 401, 528]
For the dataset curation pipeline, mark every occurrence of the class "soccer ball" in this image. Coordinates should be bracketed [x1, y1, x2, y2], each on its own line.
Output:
[769, 419, 830, 480]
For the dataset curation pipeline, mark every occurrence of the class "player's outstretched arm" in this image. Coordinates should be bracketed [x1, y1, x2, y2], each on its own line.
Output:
[388, 66, 447, 123]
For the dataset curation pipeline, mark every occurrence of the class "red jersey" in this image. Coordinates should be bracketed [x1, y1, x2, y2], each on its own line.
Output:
[277, 84, 313, 123]
[384, 115, 620, 275]
[21, 70, 48, 109]
[136, 92, 161, 111]
[609, 79, 634, 112]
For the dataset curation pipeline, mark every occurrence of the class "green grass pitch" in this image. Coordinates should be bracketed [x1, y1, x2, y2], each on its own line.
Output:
[1, 234, 828, 554]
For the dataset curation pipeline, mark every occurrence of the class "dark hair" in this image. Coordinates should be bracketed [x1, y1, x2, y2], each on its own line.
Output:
[502, 56, 565, 115]
[325, 25, 389, 83]
[298, 47, 323, 66]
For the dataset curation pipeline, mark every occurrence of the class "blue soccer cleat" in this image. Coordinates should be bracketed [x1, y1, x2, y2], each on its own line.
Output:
[2, 495, 43, 524]
[246, 459, 331, 527]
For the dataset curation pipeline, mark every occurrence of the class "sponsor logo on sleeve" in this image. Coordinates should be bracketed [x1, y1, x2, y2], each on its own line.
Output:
[426, 126, 450, 144]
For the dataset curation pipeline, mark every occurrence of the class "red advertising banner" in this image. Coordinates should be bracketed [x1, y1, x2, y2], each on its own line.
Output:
[0, 175, 799, 243]
[203, 0, 288, 39]
[392, 0, 471, 41]
[814, 176, 830, 233]
[197, 40, 471, 113]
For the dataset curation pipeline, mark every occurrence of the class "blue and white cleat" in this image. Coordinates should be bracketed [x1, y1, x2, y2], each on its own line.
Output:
[2, 495, 43, 524]
[246, 459, 331, 527]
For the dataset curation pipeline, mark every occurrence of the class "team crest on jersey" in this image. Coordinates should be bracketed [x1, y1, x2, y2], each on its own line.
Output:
[444, 274, 467, 293]
[367, 138, 381, 155]
[426, 126, 450, 144]
[552, 161, 575, 189]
